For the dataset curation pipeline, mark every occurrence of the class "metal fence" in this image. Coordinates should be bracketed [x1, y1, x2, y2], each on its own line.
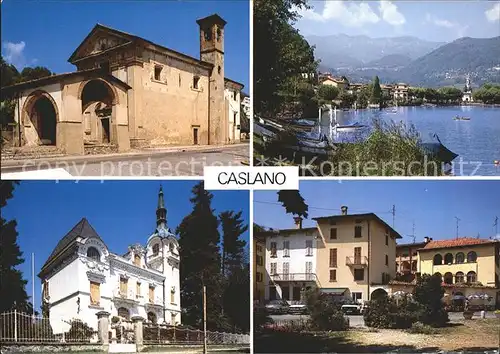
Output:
[143, 323, 250, 346]
[0, 311, 98, 343]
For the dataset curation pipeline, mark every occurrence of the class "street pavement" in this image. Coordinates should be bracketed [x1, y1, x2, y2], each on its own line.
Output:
[270, 311, 497, 328]
[1, 144, 249, 177]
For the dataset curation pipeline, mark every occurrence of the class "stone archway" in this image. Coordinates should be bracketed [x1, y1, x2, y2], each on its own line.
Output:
[22, 91, 59, 146]
[371, 288, 388, 300]
[79, 79, 117, 144]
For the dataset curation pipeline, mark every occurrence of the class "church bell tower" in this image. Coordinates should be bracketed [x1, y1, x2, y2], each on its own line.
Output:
[197, 14, 227, 145]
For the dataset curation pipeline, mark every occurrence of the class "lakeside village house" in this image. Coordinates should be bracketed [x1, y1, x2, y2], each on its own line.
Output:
[253, 206, 500, 308]
[0, 14, 244, 155]
[318, 74, 474, 104]
[39, 187, 181, 334]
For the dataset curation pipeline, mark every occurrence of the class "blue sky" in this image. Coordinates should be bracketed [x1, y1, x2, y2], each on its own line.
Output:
[1, 0, 249, 89]
[2, 180, 249, 312]
[255, 180, 500, 241]
[295, 0, 500, 42]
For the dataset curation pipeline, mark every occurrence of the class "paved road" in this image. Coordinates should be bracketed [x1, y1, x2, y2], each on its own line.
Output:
[271, 311, 497, 328]
[1, 144, 249, 177]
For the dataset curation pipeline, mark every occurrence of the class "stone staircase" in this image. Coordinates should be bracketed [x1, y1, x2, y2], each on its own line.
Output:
[84, 142, 118, 155]
[1, 145, 65, 161]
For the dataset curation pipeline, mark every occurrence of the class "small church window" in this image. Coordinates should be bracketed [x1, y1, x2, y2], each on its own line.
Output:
[152, 244, 159, 256]
[154, 65, 162, 81]
[193, 76, 200, 89]
[218, 66, 221, 75]
[169, 243, 175, 253]
[233, 91, 237, 101]
[87, 247, 100, 261]
[179, 74, 181, 87]
[216, 27, 221, 42]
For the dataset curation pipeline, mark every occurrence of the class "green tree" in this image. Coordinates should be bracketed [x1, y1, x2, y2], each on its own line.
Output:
[277, 190, 309, 218]
[370, 76, 382, 104]
[317, 84, 339, 102]
[338, 90, 356, 108]
[305, 288, 348, 331]
[219, 211, 248, 276]
[177, 182, 227, 331]
[254, 0, 319, 118]
[18, 67, 52, 82]
[356, 87, 370, 108]
[473, 83, 500, 104]
[223, 261, 250, 332]
[1, 56, 20, 88]
[413, 274, 449, 327]
[0, 181, 34, 314]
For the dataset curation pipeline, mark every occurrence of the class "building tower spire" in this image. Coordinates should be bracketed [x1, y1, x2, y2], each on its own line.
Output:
[156, 185, 167, 229]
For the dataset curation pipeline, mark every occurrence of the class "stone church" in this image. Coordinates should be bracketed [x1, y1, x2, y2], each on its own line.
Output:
[1, 14, 244, 155]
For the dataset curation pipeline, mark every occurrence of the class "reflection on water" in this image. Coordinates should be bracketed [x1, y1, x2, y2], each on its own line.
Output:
[307, 106, 500, 176]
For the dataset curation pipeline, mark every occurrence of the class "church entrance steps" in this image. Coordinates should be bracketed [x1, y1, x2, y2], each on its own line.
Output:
[1, 145, 65, 161]
[84, 143, 119, 155]
[0, 143, 249, 172]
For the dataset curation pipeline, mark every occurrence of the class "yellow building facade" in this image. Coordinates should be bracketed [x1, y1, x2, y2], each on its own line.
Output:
[253, 234, 266, 305]
[313, 207, 402, 303]
[418, 238, 500, 304]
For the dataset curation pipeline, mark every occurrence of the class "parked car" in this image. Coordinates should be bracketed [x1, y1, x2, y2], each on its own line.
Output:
[288, 303, 308, 314]
[341, 304, 361, 315]
[265, 300, 289, 314]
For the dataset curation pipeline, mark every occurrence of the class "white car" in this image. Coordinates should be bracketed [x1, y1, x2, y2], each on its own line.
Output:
[341, 304, 361, 315]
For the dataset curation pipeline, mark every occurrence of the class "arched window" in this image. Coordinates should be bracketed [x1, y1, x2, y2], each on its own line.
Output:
[152, 244, 159, 256]
[147, 312, 157, 324]
[433, 254, 442, 265]
[87, 247, 100, 261]
[444, 253, 453, 264]
[467, 271, 477, 283]
[455, 252, 465, 264]
[169, 243, 175, 253]
[467, 251, 477, 263]
[117, 307, 130, 320]
[455, 272, 464, 283]
[443, 272, 453, 284]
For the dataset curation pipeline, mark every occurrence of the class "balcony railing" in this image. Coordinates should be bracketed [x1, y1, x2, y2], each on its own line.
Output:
[270, 273, 317, 282]
[346, 256, 368, 267]
[145, 296, 164, 308]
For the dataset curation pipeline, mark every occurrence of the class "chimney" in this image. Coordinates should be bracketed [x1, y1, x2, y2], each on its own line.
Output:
[294, 216, 303, 229]
[424, 237, 429, 243]
[341, 206, 348, 215]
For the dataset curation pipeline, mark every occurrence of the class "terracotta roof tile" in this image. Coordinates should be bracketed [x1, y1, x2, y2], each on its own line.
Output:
[422, 237, 496, 250]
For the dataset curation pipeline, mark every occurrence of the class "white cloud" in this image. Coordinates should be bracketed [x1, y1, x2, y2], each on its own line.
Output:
[297, 1, 380, 27]
[379, 0, 405, 26]
[485, 2, 500, 22]
[2, 41, 26, 69]
[424, 13, 468, 38]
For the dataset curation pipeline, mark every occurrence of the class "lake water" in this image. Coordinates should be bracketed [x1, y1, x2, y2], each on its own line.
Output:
[314, 106, 500, 176]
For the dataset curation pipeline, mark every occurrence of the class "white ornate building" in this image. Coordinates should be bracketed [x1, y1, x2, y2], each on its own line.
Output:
[462, 74, 473, 103]
[39, 186, 181, 333]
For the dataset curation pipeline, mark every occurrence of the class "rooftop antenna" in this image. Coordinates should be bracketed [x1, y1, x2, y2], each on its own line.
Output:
[455, 217, 461, 239]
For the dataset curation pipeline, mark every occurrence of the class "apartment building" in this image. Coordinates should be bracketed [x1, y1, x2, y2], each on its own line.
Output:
[313, 206, 402, 304]
[253, 233, 266, 305]
[395, 240, 427, 282]
[260, 219, 319, 303]
[418, 237, 500, 304]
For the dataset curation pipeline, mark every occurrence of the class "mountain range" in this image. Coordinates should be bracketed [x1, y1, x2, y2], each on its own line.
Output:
[311, 34, 500, 87]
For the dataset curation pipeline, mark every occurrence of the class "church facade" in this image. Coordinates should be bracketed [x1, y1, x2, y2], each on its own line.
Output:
[38, 187, 181, 333]
[1, 14, 244, 155]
